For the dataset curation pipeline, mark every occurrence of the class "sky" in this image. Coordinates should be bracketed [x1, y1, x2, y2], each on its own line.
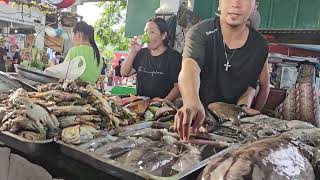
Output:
[77, 2, 103, 26]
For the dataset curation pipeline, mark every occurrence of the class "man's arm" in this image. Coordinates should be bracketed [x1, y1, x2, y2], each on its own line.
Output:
[175, 59, 205, 140]
[254, 61, 270, 111]
[179, 59, 201, 106]
[237, 86, 256, 108]
[237, 86, 260, 115]
[175, 20, 209, 140]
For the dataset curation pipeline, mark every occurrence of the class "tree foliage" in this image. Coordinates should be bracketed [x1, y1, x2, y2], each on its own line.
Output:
[95, 0, 130, 51]
[102, 48, 115, 61]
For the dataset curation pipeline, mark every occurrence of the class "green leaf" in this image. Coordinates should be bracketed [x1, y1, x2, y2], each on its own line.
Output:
[94, 0, 130, 51]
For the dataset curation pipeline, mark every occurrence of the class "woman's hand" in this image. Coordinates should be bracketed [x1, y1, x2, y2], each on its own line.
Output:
[130, 36, 142, 53]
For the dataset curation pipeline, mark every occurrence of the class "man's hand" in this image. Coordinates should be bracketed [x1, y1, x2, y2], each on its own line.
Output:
[174, 101, 205, 140]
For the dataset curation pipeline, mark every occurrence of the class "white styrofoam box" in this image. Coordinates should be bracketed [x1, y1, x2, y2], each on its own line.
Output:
[156, 0, 183, 14]
[280, 66, 298, 89]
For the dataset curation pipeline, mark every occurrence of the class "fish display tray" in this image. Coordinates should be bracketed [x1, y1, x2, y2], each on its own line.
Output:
[15, 65, 59, 84]
[0, 72, 38, 92]
[0, 74, 21, 93]
[7, 72, 40, 86]
[0, 131, 55, 155]
[0, 72, 53, 155]
[56, 122, 240, 180]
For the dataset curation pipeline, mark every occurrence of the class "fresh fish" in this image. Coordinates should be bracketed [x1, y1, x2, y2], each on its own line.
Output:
[78, 135, 119, 152]
[207, 102, 259, 125]
[61, 125, 100, 145]
[144, 110, 154, 121]
[58, 115, 102, 128]
[95, 137, 150, 159]
[125, 100, 150, 116]
[119, 128, 163, 141]
[172, 144, 201, 172]
[162, 135, 178, 145]
[199, 137, 315, 180]
[118, 145, 179, 176]
[154, 106, 176, 121]
[18, 131, 46, 141]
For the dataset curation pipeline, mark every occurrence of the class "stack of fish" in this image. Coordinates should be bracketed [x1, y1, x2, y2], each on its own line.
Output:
[0, 80, 140, 142]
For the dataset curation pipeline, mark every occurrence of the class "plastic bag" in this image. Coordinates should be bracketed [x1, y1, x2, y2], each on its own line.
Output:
[44, 56, 86, 80]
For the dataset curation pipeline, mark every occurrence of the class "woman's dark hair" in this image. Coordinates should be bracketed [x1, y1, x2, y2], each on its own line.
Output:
[147, 17, 169, 47]
[73, 21, 100, 66]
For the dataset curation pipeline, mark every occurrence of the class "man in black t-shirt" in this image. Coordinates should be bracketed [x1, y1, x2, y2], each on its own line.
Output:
[174, 0, 270, 140]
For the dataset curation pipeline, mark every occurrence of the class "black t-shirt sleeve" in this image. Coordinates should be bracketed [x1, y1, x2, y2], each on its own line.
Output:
[133, 48, 146, 71]
[248, 39, 269, 89]
[169, 51, 182, 84]
[182, 21, 209, 68]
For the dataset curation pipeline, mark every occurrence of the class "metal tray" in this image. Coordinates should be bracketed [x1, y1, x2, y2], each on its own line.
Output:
[0, 72, 38, 92]
[0, 131, 56, 155]
[15, 65, 59, 84]
[0, 72, 54, 155]
[0, 74, 21, 93]
[7, 72, 40, 86]
[56, 122, 239, 180]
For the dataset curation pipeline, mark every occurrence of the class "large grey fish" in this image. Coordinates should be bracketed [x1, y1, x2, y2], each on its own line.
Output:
[119, 128, 163, 141]
[95, 137, 150, 159]
[78, 135, 119, 152]
[199, 137, 315, 180]
[117, 145, 180, 176]
[172, 144, 201, 172]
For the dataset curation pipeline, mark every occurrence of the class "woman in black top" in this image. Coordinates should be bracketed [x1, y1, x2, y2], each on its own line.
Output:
[121, 17, 182, 101]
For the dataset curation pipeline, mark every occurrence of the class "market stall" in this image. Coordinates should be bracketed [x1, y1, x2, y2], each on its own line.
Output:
[0, 0, 320, 180]
[1, 77, 320, 180]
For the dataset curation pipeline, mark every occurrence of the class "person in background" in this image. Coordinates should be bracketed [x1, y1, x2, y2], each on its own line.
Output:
[8, 45, 21, 72]
[0, 39, 7, 72]
[114, 60, 122, 85]
[48, 52, 62, 66]
[101, 57, 107, 75]
[121, 17, 182, 101]
[56, 52, 64, 64]
[62, 21, 103, 84]
[11, 45, 21, 64]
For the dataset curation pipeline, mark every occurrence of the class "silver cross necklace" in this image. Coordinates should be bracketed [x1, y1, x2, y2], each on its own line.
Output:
[223, 42, 236, 71]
